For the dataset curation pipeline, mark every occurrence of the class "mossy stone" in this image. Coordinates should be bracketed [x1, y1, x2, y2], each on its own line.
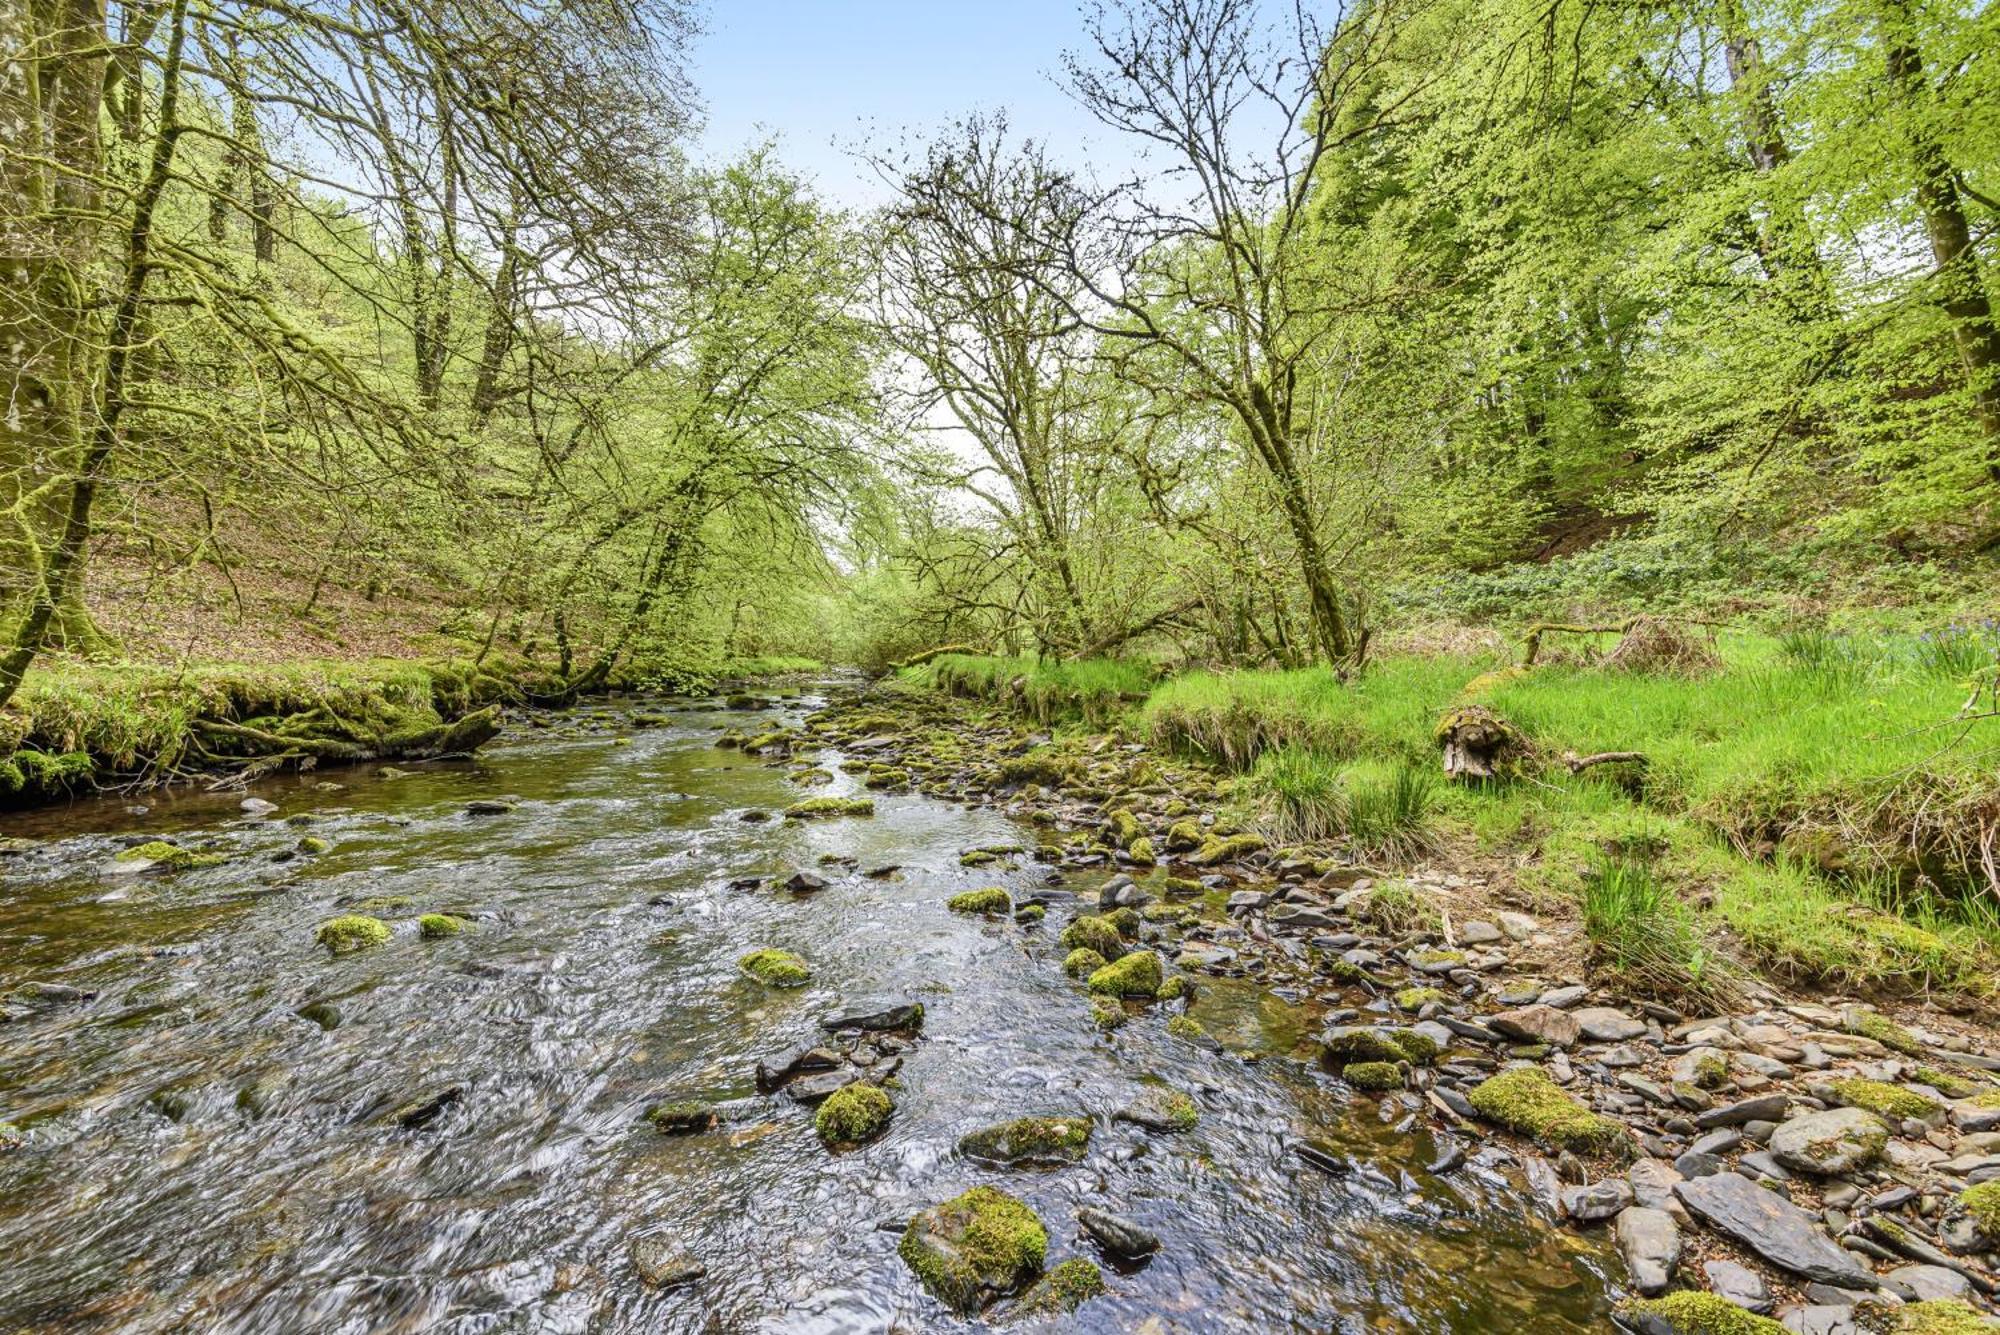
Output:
[1086, 950, 1163, 998]
[1063, 948, 1107, 978]
[1614, 1291, 1788, 1334]
[1831, 1077, 1942, 1121]
[1017, 1258, 1104, 1315]
[418, 913, 468, 939]
[1345, 1061, 1404, 1092]
[1166, 1013, 1205, 1040]
[1957, 1181, 2000, 1243]
[816, 1082, 893, 1148]
[115, 840, 225, 872]
[739, 948, 811, 987]
[1394, 987, 1445, 1012]
[897, 1186, 1047, 1313]
[947, 888, 1012, 916]
[646, 1101, 718, 1135]
[1846, 1009, 1924, 1056]
[1892, 1299, 2000, 1334]
[957, 1115, 1092, 1167]
[315, 915, 391, 953]
[783, 797, 874, 819]
[1059, 915, 1124, 961]
[297, 836, 331, 855]
[1467, 1066, 1624, 1154]
[1102, 907, 1142, 938]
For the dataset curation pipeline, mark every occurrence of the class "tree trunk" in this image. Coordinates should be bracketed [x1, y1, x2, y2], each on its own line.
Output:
[0, 0, 187, 709]
[1881, 0, 2000, 461]
[1719, 0, 1832, 307]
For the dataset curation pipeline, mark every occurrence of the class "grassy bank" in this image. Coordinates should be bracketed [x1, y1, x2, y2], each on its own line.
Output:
[904, 631, 2000, 1004]
[0, 651, 823, 804]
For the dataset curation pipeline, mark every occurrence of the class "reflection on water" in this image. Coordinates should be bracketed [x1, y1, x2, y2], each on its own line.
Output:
[0, 686, 1619, 1331]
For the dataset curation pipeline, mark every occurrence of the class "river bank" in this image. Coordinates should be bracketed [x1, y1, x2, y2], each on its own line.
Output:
[818, 667, 2000, 1333]
[0, 652, 822, 807]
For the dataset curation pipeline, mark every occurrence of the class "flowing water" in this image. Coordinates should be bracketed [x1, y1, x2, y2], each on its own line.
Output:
[0, 682, 1621, 1332]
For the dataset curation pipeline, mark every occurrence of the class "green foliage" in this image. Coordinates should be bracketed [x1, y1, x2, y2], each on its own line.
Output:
[1581, 856, 1750, 1010]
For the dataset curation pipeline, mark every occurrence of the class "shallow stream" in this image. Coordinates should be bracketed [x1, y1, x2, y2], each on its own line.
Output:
[0, 681, 1620, 1332]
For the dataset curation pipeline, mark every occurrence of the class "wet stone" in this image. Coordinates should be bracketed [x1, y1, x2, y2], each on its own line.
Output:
[1077, 1207, 1161, 1260]
[820, 999, 923, 1033]
[629, 1232, 704, 1290]
[1704, 1258, 1774, 1313]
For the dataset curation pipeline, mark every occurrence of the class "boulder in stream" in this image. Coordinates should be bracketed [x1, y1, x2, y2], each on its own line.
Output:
[957, 1115, 1092, 1167]
[898, 1186, 1047, 1313]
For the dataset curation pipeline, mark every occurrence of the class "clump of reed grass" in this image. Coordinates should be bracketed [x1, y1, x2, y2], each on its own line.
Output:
[1244, 747, 1439, 859]
[1581, 854, 1751, 1011]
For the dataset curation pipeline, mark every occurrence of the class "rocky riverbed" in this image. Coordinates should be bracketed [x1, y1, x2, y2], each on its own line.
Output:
[0, 676, 1992, 1331]
[785, 678, 2000, 1334]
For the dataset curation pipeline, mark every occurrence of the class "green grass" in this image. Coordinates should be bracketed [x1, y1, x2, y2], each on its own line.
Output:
[1581, 855, 1751, 1010]
[917, 639, 2000, 1002]
[907, 654, 1158, 726]
[1244, 747, 1439, 858]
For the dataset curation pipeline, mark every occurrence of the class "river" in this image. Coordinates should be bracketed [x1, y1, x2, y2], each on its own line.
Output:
[0, 680, 1620, 1331]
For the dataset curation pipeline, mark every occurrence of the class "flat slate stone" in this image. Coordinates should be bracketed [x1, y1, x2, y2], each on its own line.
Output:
[1573, 1006, 1648, 1043]
[1696, 1093, 1791, 1129]
[820, 998, 923, 1032]
[1770, 1107, 1888, 1176]
[1674, 1171, 1876, 1289]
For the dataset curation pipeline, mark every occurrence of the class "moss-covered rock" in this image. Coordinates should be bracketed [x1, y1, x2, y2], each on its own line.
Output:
[1614, 1291, 1788, 1334]
[1891, 1300, 2000, 1334]
[114, 840, 225, 872]
[739, 948, 811, 987]
[1388, 1029, 1440, 1064]
[1911, 1066, 1988, 1100]
[1956, 1181, 2000, 1244]
[1188, 832, 1266, 865]
[1166, 1013, 1205, 1040]
[1087, 951, 1163, 998]
[314, 915, 391, 953]
[1016, 1258, 1105, 1316]
[816, 1082, 893, 1149]
[1090, 998, 1127, 1031]
[1014, 902, 1046, 924]
[1394, 987, 1445, 1012]
[947, 888, 1012, 916]
[297, 835, 331, 855]
[957, 1115, 1092, 1167]
[1163, 819, 1204, 853]
[1467, 1067, 1624, 1154]
[1059, 915, 1124, 961]
[1845, 1008, 1924, 1056]
[645, 1101, 719, 1135]
[783, 797, 874, 819]
[1063, 948, 1107, 977]
[1102, 906, 1143, 938]
[1345, 1061, 1404, 1092]
[1321, 1027, 1409, 1067]
[1127, 836, 1157, 866]
[418, 913, 468, 939]
[897, 1186, 1047, 1313]
[1831, 1077, 1942, 1121]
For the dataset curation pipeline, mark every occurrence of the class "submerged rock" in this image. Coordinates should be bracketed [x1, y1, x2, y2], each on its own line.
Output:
[957, 1115, 1092, 1167]
[645, 1101, 719, 1135]
[898, 1186, 1047, 1313]
[387, 1085, 464, 1131]
[629, 1231, 705, 1290]
[1113, 1086, 1199, 1133]
[820, 999, 923, 1033]
[1077, 1206, 1160, 1260]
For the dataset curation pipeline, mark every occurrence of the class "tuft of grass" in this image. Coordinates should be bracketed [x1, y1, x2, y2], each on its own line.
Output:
[1581, 855, 1751, 1011]
[1243, 747, 1437, 858]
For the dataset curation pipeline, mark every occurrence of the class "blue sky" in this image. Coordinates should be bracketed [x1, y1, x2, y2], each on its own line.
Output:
[691, 1, 1133, 207]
